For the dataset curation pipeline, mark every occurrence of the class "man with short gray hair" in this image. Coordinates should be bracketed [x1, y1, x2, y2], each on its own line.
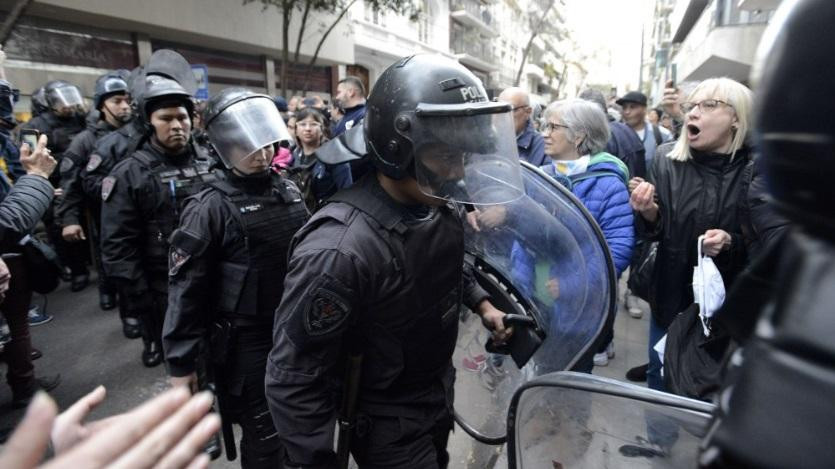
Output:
[498, 87, 546, 167]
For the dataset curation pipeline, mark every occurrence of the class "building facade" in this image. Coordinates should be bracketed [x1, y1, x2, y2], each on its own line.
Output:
[1, 0, 354, 118]
[644, 0, 781, 104]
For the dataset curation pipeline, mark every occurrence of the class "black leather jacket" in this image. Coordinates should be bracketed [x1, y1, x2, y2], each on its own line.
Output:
[640, 143, 750, 327]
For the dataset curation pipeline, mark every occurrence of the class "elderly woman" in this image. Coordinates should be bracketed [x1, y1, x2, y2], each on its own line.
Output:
[541, 99, 634, 274]
[513, 98, 634, 372]
[629, 77, 753, 390]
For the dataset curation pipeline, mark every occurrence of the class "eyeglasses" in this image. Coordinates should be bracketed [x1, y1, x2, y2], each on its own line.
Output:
[512, 105, 530, 113]
[543, 122, 570, 134]
[296, 121, 322, 129]
[680, 99, 733, 114]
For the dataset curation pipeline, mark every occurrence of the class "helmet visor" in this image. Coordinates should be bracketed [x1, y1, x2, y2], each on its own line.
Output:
[410, 104, 524, 205]
[207, 97, 291, 169]
[47, 85, 84, 108]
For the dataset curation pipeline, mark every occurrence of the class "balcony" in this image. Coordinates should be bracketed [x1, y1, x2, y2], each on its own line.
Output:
[524, 62, 544, 80]
[450, 0, 497, 37]
[738, 0, 782, 10]
[450, 34, 499, 72]
[673, 3, 767, 83]
[669, 0, 709, 43]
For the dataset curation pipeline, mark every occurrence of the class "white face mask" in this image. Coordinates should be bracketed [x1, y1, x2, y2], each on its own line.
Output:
[552, 155, 590, 177]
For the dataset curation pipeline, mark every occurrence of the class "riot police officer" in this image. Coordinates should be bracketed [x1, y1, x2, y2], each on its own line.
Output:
[86, 51, 198, 340]
[23, 80, 89, 290]
[265, 55, 518, 468]
[163, 88, 308, 468]
[56, 71, 131, 303]
[100, 75, 216, 367]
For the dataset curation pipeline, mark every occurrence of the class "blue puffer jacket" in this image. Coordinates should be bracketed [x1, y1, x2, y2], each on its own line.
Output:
[542, 153, 635, 275]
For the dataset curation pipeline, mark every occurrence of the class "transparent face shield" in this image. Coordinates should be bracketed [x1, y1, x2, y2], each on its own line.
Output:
[407, 103, 525, 205]
[47, 85, 84, 109]
[207, 97, 291, 169]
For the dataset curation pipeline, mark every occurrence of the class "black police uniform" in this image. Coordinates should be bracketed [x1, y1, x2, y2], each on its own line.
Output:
[23, 111, 89, 280]
[81, 119, 143, 202]
[164, 170, 308, 468]
[265, 173, 491, 468]
[55, 118, 117, 229]
[100, 141, 216, 364]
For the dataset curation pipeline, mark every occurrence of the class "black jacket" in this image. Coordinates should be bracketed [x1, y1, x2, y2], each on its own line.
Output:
[640, 143, 750, 327]
[0, 175, 54, 251]
[55, 119, 117, 226]
[265, 174, 489, 467]
[163, 172, 308, 377]
[737, 156, 791, 259]
[100, 142, 209, 295]
[81, 119, 142, 202]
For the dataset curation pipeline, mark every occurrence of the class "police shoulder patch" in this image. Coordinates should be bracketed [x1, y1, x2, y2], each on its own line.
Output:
[59, 157, 74, 173]
[86, 153, 102, 172]
[101, 176, 116, 201]
[169, 247, 191, 277]
[304, 288, 351, 336]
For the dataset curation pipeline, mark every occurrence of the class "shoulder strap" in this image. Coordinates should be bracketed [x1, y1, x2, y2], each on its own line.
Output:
[588, 152, 630, 183]
[326, 178, 407, 235]
[652, 124, 663, 146]
[131, 149, 163, 170]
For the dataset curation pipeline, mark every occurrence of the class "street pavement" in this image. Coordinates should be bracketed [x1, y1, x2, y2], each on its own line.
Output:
[0, 273, 650, 468]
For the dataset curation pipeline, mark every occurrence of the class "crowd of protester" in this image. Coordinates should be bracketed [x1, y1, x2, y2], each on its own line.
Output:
[0, 1, 816, 462]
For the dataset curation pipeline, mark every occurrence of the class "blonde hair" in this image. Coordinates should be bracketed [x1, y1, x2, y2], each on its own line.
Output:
[668, 77, 753, 162]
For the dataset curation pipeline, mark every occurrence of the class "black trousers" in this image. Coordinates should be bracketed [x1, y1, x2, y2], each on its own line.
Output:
[350, 406, 453, 469]
[0, 255, 35, 396]
[44, 205, 88, 276]
[224, 326, 284, 469]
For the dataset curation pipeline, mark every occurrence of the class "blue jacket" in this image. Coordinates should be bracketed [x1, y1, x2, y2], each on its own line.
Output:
[333, 103, 366, 137]
[539, 154, 635, 275]
[517, 121, 546, 167]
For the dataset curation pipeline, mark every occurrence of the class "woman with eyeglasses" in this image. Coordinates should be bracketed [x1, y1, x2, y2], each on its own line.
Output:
[284, 107, 352, 212]
[628, 77, 753, 392]
[536, 98, 635, 372]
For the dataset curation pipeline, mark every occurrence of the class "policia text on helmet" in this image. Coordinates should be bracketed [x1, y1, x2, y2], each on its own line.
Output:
[320, 54, 525, 206]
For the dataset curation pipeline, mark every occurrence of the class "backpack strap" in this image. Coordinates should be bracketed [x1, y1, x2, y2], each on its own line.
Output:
[652, 124, 663, 146]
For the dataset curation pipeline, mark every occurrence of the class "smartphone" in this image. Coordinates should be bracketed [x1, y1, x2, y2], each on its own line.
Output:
[20, 129, 40, 150]
[670, 64, 678, 88]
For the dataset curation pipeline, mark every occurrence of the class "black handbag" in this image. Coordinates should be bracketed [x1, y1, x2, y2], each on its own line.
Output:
[663, 303, 733, 401]
[20, 235, 63, 294]
[627, 240, 658, 302]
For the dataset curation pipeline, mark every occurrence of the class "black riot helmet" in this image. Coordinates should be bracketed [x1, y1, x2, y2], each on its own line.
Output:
[138, 75, 194, 125]
[93, 72, 129, 110]
[30, 87, 49, 117]
[203, 87, 291, 169]
[0, 79, 20, 127]
[363, 54, 524, 205]
[44, 80, 84, 111]
[753, 0, 835, 240]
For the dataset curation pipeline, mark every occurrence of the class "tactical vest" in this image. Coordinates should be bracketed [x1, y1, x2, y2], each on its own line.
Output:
[326, 178, 464, 404]
[211, 176, 309, 319]
[133, 150, 217, 275]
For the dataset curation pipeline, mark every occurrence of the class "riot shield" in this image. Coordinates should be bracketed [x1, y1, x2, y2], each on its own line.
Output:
[507, 372, 714, 469]
[453, 161, 616, 448]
